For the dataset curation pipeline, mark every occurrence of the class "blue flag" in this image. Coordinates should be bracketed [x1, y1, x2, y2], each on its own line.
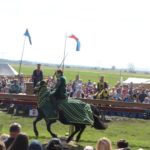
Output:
[24, 29, 32, 45]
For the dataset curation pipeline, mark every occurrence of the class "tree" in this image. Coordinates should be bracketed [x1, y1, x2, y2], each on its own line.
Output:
[111, 65, 116, 70]
[128, 63, 136, 73]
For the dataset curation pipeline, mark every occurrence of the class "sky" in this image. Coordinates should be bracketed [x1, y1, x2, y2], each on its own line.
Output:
[0, 0, 150, 70]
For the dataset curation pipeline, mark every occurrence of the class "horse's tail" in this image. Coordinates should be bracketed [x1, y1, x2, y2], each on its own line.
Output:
[90, 105, 108, 130]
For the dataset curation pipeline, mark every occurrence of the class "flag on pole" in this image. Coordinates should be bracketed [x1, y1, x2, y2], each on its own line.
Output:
[24, 29, 32, 45]
[68, 34, 80, 51]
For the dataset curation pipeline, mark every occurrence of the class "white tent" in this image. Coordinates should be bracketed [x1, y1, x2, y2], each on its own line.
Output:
[0, 64, 18, 76]
[123, 77, 150, 84]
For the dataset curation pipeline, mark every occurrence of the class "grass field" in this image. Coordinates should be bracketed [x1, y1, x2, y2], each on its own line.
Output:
[0, 111, 150, 150]
[12, 64, 150, 86]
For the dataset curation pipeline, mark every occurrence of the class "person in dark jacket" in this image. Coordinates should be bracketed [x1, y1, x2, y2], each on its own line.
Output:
[4, 123, 21, 149]
[7, 133, 28, 150]
[32, 64, 43, 87]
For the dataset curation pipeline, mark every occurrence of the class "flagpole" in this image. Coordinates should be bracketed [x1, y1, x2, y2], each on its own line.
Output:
[18, 36, 26, 76]
[62, 33, 67, 71]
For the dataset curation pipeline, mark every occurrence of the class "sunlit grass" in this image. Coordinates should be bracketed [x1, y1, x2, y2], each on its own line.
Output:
[0, 112, 150, 150]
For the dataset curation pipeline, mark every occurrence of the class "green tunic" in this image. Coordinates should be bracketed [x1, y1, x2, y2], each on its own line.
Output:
[51, 75, 67, 99]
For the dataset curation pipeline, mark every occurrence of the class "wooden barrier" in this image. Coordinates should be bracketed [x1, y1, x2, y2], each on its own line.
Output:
[0, 93, 150, 118]
[0, 93, 150, 109]
[80, 98, 150, 109]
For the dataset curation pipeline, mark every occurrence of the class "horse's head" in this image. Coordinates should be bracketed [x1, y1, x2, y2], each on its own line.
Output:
[34, 80, 47, 94]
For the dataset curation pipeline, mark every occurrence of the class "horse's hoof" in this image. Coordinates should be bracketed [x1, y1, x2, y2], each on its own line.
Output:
[35, 135, 39, 139]
[66, 138, 72, 143]
[52, 134, 57, 138]
[75, 139, 79, 143]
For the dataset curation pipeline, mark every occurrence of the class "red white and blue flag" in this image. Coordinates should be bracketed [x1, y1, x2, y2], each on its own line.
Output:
[68, 34, 80, 51]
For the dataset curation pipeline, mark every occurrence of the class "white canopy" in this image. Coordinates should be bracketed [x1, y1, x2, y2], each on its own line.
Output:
[0, 64, 18, 76]
[123, 77, 150, 84]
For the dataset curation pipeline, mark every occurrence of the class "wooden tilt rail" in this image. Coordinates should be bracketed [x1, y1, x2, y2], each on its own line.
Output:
[0, 93, 150, 109]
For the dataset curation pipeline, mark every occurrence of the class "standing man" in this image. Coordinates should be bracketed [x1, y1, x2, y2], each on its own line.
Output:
[94, 76, 108, 99]
[32, 64, 43, 87]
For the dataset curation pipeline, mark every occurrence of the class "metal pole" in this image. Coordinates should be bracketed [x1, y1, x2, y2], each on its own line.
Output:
[62, 33, 67, 71]
[18, 36, 26, 76]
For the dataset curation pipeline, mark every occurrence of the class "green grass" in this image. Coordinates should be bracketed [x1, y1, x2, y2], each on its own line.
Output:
[12, 64, 150, 86]
[0, 111, 150, 150]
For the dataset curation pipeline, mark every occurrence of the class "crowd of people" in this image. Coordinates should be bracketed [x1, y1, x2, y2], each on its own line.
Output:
[0, 64, 150, 105]
[0, 122, 139, 150]
[0, 122, 64, 150]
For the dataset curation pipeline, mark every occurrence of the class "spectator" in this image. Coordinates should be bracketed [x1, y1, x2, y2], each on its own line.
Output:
[7, 133, 28, 150]
[32, 64, 43, 87]
[123, 94, 133, 103]
[96, 137, 112, 150]
[9, 80, 21, 94]
[113, 88, 122, 101]
[29, 140, 43, 150]
[84, 145, 94, 150]
[18, 73, 26, 93]
[72, 74, 83, 98]
[143, 92, 150, 104]
[4, 123, 21, 149]
[0, 134, 9, 142]
[109, 87, 116, 99]
[94, 76, 108, 99]
[97, 76, 108, 92]
[117, 139, 130, 150]
[46, 138, 63, 150]
[0, 140, 6, 150]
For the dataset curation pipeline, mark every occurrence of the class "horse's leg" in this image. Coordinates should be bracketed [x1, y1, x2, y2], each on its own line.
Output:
[46, 120, 57, 138]
[33, 115, 43, 138]
[75, 124, 86, 142]
[66, 125, 80, 143]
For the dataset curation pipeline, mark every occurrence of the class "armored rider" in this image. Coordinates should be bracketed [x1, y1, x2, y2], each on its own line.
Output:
[50, 69, 67, 108]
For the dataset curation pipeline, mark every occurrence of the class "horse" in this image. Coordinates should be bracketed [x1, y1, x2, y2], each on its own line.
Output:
[33, 82, 108, 143]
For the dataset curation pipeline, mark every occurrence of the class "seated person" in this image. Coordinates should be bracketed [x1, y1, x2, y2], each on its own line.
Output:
[84, 146, 93, 150]
[123, 94, 133, 103]
[117, 139, 130, 150]
[46, 138, 63, 150]
[96, 137, 112, 150]
[138, 90, 147, 103]
[29, 140, 43, 150]
[113, 88, 122, 101]
[0, 140, 6, 150]
[9, 80, 21, 94]
[7, 133, 28, 150]
[4, 123, 21, 149]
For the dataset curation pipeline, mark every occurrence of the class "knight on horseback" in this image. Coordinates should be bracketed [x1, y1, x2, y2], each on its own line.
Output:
[33, 70, 107, 143]
[50, 69, 67, 109]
